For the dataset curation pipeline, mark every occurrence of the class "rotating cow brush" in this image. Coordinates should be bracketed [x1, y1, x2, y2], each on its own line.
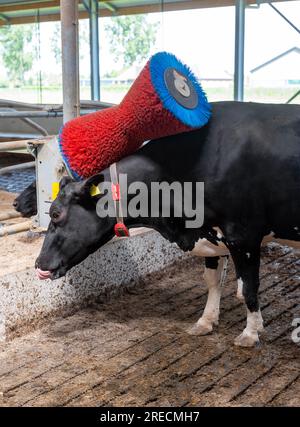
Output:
[59, 51, 211, 179]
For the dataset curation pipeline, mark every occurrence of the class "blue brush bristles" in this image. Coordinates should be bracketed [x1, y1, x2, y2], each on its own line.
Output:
[149, 51, 211, 128]
[58, 127, 81, 181]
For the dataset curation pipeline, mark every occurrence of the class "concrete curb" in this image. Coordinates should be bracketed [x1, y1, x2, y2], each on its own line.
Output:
[0, 230, 186, 341]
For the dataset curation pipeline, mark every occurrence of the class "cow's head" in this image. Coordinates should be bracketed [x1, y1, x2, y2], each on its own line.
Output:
[13, 181, 37, 218]
[35, 174, 114, 280]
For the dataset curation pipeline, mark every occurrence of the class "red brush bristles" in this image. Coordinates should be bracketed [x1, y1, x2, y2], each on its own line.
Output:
[59, 51, 213, 179]
[60, 62, 191, 179]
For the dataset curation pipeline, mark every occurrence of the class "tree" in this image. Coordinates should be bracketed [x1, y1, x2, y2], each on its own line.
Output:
[105, 15, 158, 68]
[51, 22, 61, 64]
[0, 25, 33, 85]
[51, 20, 89, 64]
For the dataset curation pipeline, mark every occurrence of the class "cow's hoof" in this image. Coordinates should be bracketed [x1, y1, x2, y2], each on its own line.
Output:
[187, 321, 213, 336]
[234, 332, 259, 347]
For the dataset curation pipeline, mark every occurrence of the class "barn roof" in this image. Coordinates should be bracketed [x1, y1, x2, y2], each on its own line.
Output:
[0, 0, 296, 26]
[250, 47, 300, 73]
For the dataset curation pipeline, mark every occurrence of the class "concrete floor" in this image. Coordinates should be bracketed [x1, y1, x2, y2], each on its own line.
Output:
[0, 245, 299, 407]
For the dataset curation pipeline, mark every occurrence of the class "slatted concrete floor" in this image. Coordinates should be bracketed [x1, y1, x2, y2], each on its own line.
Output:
[0, 244, 299, 407]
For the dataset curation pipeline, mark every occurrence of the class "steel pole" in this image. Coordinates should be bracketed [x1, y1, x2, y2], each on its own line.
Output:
[0, 211, 21, 222]
[0, 111, 63, 118]
[89, 0, 100, 101]
[0, 162, 35, 175]
[60, 0, 80, 123]
[0, 221, 32, 237]
[0, 110, 95, 118]
[234, 0, 245, 101]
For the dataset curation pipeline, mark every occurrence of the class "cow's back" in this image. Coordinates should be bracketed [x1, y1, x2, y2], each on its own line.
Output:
[137, 101, 300, 240]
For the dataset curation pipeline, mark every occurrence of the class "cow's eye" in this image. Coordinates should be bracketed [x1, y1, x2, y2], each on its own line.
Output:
[51, 211, 61, 222]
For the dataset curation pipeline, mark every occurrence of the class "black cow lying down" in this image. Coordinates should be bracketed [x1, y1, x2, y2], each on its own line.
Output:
[34, 101, 300, 347]
[13, 181, 37, 218]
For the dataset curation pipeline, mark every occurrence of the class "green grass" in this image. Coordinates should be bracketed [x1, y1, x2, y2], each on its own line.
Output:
[0, 85, 299, 105]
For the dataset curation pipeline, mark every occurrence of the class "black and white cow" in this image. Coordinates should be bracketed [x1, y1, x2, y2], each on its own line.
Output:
[35, 101, 300, 347]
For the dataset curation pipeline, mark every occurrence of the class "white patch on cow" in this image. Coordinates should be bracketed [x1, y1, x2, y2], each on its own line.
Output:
[234, 309, 264, 347]
[190, 229, 300, 261]
[188, 258, 227, 336]
[237, 278, 244, 301]
[191, 238, 228, 257]
[214, 227, 224, 239]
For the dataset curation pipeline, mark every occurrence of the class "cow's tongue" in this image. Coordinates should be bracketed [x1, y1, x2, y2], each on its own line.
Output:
[36, 268, 52, 280]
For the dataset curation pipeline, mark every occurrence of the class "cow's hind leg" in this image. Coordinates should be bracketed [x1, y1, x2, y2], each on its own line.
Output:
[188, 256, 228, 336]
[229, 241, 264, 347]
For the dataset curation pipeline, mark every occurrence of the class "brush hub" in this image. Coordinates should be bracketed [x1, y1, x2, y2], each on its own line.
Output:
[59, 51, 211, 179]
[164, 67, 198, 109]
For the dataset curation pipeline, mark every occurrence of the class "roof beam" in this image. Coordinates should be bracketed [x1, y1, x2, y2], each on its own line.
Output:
[0, 1, 60, 13]
[0, 13, 9, 22]
[82, 0, 90, 12]
[0, 0, 296, 26]
[102, 1, 117, 13]
[0, 10, 88, 26]
[268, 2, 300, 35]
[250, 47, 300, 73]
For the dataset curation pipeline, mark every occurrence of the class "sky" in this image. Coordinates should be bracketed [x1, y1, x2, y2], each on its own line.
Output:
[155, 0, 300, 77]
[1, 1, 300, 82]
[36, 0, 300, 78]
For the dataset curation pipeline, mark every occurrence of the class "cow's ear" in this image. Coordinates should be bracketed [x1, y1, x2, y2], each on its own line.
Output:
[77, 174, 104, 198]
[59, 175, 73, 190]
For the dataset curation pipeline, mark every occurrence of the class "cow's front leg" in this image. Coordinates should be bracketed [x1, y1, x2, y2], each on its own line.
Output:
[229, 241, 264, 347]
[188, 256, 228, 336]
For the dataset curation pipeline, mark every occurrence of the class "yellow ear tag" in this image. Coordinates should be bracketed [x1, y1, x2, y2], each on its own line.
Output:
[52, 182, 60, 201]
[90, 184, 101, 197]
